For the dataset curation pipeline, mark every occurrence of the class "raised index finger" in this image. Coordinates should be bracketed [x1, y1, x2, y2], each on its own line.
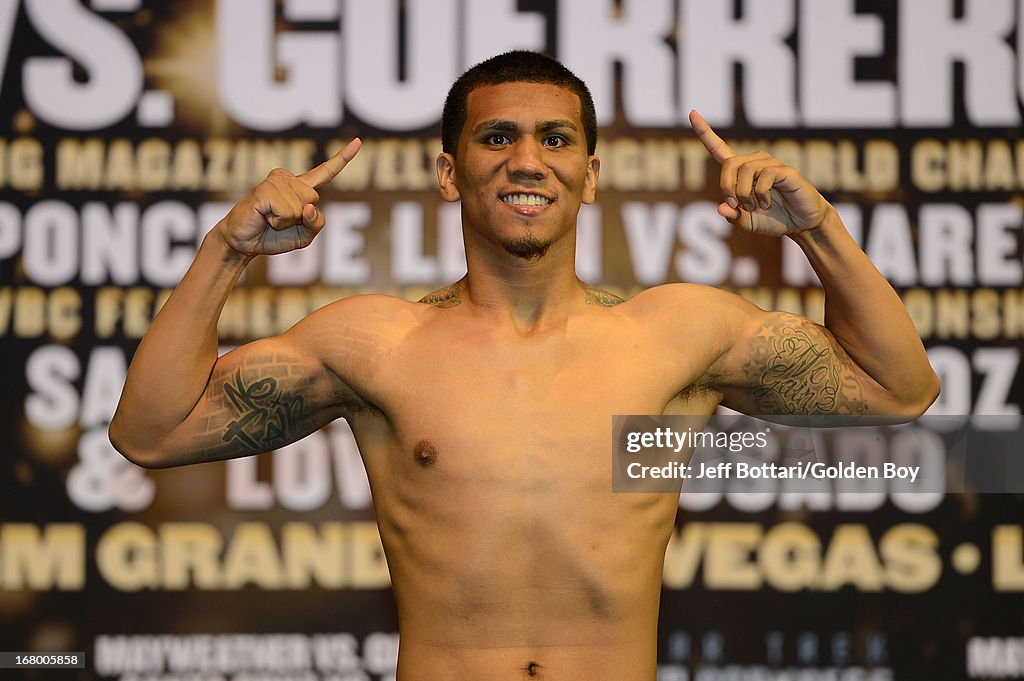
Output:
[300, 138, 362, 188]
[689, 110, 735, 163]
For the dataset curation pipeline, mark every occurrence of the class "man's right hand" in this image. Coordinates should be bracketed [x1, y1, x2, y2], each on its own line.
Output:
[219, 138, 362, 258]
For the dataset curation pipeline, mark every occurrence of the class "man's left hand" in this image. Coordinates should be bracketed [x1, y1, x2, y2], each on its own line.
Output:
[690, 109, 831, 237]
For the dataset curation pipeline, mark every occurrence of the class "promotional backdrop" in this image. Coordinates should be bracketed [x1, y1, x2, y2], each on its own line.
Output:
[1, 1, 1023, 679]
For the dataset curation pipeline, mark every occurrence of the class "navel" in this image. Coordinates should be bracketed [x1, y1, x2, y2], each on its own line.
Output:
[523, 661, 542, 677]
[413, 440, 438, 467]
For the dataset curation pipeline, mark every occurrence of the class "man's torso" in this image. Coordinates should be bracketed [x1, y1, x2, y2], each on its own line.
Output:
[317, 285, 727, 680]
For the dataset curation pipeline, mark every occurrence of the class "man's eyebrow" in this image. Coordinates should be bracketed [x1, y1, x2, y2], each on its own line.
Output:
[472, 119, 519, 134]
[471, 119, 579, 134]
[536, 119, 579, 133]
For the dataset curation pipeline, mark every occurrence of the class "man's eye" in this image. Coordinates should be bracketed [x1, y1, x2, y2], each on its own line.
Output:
[486, 134, 512, 145]
[543, 135, 567, 148]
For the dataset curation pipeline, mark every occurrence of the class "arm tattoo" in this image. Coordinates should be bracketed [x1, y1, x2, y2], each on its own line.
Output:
[584, 285, 624, 307]
[221, 370, 306, 451]
[419, 282, 462, 308]
[745, 317, 867, 415]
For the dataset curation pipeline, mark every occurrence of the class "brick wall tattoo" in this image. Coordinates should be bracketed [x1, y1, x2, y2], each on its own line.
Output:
[222, 370, 306, 451]
[745, 316, 867, 415]
[194, 357, 316, 460]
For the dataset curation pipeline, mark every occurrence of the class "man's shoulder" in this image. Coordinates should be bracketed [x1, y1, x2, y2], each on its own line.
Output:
[617, 283, 765, 357]
[622, 283, 749, 315]
[573, 282, 737, 312]
[311, 292, 420, 319]
[291, 293, 427, 344]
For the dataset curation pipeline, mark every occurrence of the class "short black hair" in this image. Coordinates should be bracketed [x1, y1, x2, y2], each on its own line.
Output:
[441, 50, 598, 156]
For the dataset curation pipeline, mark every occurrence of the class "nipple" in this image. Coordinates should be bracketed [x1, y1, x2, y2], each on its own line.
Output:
[413, 440, 438, 466]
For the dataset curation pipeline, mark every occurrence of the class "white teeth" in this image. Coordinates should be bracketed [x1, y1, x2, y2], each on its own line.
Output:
[502, 193, 551, 206]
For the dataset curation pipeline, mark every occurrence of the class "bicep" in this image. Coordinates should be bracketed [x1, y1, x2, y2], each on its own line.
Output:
[714, 311, 873, 418]
[163, 337, 347, 466]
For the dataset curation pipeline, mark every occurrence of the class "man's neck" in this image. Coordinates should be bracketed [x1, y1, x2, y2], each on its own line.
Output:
[461, 240, 586, 333]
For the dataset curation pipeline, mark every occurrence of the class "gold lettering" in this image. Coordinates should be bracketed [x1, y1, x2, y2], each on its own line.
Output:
[911, 139, 945, 193]
[1, 523, 85, 591]
[222, 522, 283, 589]
[880, 523, 941, 593]
[704, 523, 761, 590]
[96, 522, 157, 591]
[662, 522, 707, 588]
[819, 524, 883, 591]
[935, 289, 970, 339]
[160, 523, 223, 590]
[993, 525, 1024, 591]
[281, 522, 347, 588]
[760, 522, 821, 591]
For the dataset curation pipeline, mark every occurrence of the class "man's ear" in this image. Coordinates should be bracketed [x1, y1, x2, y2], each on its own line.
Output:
[436, 153, 461, 202]
[582, 155, 600, 204]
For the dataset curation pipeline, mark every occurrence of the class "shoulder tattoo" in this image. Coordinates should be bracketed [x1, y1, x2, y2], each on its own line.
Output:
[584, 285, 624, 307]
[744, 316, 868, 416]
[419, 283, 462, 308]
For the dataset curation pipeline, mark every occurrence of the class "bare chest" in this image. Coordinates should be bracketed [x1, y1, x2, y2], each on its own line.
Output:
[361, 328, 711, 482]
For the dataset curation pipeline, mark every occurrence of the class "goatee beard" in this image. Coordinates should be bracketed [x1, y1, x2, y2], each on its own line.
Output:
[502, 234, 551, 260]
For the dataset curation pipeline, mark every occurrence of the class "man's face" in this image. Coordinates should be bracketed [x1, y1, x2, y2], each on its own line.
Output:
[436, 82, 600, 260]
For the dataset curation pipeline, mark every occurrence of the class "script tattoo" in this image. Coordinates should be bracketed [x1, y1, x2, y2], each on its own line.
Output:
[584, 285, 624, 307]
[747, 318, 867, 415]
[221, 370, 306, 451]
[419, 283, 462, 308]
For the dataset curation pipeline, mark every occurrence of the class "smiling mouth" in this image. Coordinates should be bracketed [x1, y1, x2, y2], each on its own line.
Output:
[501, 193, 553, 207]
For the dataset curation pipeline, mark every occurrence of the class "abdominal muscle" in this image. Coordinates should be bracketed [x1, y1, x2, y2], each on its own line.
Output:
[363, 428, 681, 681]
[386, 507, 673, 681]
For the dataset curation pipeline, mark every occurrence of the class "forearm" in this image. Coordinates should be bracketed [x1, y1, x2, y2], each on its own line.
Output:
[110, 225, 251, 456]
[791, 207, 939, 411]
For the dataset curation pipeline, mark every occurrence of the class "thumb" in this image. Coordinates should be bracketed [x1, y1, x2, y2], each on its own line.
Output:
[717, 201, 741, 223]
[302, 204, 325, 232]
[719, 203, 760, 233]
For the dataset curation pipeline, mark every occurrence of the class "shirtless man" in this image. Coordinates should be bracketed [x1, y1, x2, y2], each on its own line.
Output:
[110, 51, 939, 680]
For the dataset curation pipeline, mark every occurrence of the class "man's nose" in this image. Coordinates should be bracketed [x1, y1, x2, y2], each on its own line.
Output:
[507, 137, 547, 179]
